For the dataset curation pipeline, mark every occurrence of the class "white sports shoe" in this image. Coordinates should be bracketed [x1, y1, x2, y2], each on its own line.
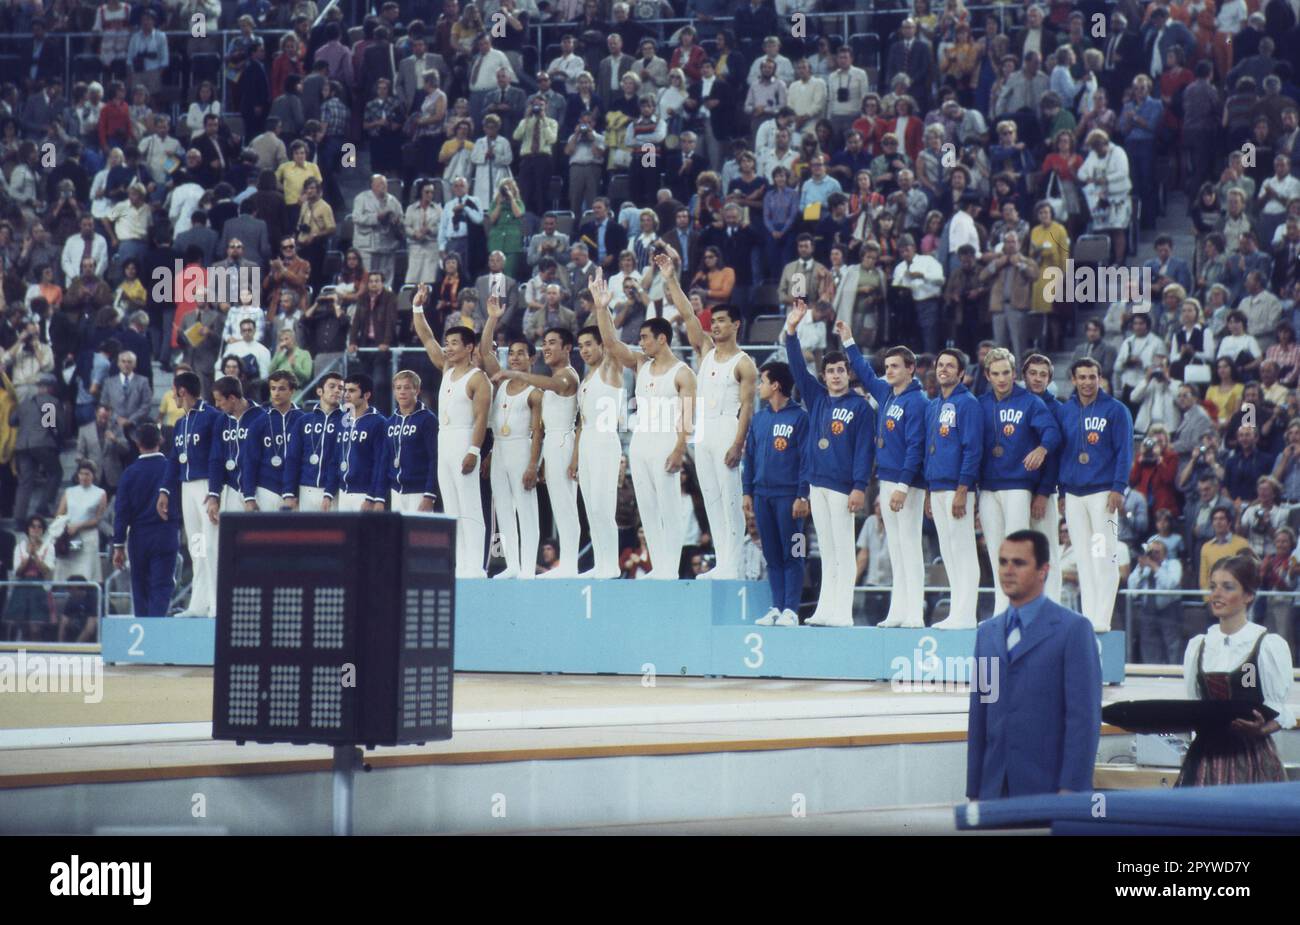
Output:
[931, 616, 976, 631]
[776, 609, 799, 626]
[755, 607, 780, 626]
[877, 616, 905, 628]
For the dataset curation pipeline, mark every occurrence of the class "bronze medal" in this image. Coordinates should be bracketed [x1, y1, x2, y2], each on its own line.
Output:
[991, 446, 1003, 457]
[1078, 452, 1089, 464]
[501, 425, 512, 436]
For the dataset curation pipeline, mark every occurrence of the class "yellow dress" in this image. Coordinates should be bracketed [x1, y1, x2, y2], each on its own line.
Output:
[159, 388, 184, 428]
[1031, 221, 1070, 314]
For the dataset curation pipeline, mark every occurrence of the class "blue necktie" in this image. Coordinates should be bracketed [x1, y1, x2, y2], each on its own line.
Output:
[1006, 608, 1022, 652]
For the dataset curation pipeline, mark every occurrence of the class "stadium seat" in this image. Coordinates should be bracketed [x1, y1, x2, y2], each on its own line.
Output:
[1073, 233, 1111, 265]
[397, 284, 416, 315]
[550, 210, 575, 237]
[548, 175, 563, 211]
[580, 209, 596, 226]
[750, 283, 782, 314]
[73, 53, 103, 83]
[745, 313, 786, 344]
[607, 174, 631, 205]
[223, 112, 245, 141]
[386, 176, 404, 204]
[190, 52, 221, 87]
[322, 250, 343, 284]
[848, 33, 881, 71]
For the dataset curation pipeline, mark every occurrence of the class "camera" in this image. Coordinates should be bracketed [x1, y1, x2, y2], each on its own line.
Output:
[1142, 437, 1156, 451]
[298, 222, 311, 235]
[1198, 443, 1209, 455]
[836, 87, 849, 103]
[532, 102, 544, 114]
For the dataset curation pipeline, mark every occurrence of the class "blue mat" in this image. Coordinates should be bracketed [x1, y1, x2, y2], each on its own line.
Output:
[955, 781, 1300, 834]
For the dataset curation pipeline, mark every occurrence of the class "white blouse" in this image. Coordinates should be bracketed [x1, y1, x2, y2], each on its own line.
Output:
[12, 536, 55, 574]
[1183, 622, 1296, 730]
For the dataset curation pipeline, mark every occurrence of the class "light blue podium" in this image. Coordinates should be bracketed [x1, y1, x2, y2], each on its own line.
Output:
[102, 579, 1127, 683]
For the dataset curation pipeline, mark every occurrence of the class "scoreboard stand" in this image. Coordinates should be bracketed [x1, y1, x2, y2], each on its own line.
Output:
[210, 512, 457, 835]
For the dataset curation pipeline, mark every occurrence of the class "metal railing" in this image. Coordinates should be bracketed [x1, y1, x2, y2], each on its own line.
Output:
[848, 583, 1300, 650]
[0, 579, 104, 645]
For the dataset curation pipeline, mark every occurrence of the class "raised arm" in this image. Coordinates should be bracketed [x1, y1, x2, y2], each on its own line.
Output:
[479, 290, 505, 377]
[494, 366, 580, 395]
[411, 283, 447, 370]
[590, 267, 639, 371]
[656, 247, 712, 358]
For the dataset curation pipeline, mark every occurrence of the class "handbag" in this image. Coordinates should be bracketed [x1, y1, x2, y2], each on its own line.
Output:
[1044, 170, 1068, 221]
[1183, 362, 1211, 384]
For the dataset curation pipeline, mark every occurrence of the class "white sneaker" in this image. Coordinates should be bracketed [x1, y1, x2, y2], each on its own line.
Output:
[877, 616, 905, 628]
[776, 609, 799, 626]
[755, 607, 780, 625]
[819, 615, 854, 628]
[931, 616, 976, 631]
[1093, 623, 1111, 634]
[492, 569, 518, 580]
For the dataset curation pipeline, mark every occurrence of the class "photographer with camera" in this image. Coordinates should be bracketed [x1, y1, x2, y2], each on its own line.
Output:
[1127, 538, 1185, 663]
[125, 10, 169, 97]
[1130, 351, 1181, 433]
[5, 314, 55, 402]
[514, 95, 559, 218]
[565, 112, 607, 217]
[436, 176, 484, 273]
[1130, 426, 1181, 517]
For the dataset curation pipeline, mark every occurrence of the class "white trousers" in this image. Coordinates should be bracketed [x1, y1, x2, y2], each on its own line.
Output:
[810, 486, 856, 625]
[255, 487, 286, 512]
[298, 485, 329, 511]
[491, 438, 539, 578]
[931, 489, 979, 625]
[1064, 490, 1118, 631]
[980, 488, 1032, 616]
[578, 430, 623, 578]
[629, 432, 685, 579]
[439, 427, 486, 578]
[1030, 492, 1062, 603]
[391, 491, 429, 513]
[541, 431, 579, 576]
[695, 417, 744, 579]
[180, 479, 219, 617]
[337, 491, 368, 512]
[880, 480, 925, 626]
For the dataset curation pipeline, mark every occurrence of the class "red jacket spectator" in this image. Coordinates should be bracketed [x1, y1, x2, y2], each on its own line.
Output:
[1131, 448, 1182, 516]
[98, 99, 133, 150]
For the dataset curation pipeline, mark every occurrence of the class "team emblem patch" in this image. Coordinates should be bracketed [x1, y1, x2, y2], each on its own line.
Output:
[939, 424, 950, 437]
[1003, 423, 1015, 437]
[773, 436, 788, 451]
[1087, 431, 1100, 445]
[830, 420, 845, 436]
[885, 418, 896, 431]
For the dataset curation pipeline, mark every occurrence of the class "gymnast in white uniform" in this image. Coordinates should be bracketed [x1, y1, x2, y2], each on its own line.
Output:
[657, 246, 757, 581]
[412, 283, 492, 578]
[480, 295, 544, 578]
[590, 267, 697, 580]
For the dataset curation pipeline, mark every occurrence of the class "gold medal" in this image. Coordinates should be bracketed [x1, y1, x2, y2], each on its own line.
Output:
[1078, 452, 1089, 464]
[991, 446, 1003, 457]
[501, 425, 512, 436]
[818, 438, 830, 450]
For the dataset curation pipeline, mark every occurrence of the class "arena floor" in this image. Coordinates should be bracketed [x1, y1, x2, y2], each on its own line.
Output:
[0, 667, 1231, 789]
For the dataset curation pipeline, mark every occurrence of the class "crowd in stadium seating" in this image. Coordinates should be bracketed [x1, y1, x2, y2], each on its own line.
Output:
[0, 0, 1298, 657]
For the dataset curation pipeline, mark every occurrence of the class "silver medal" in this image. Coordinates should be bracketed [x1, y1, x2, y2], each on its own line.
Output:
[271, 455, 283, 467]
[225, 459, 236, 471]
[340, 461, 349, 472]
[310, 453, 320, 465]
[179, 452, 189, 464]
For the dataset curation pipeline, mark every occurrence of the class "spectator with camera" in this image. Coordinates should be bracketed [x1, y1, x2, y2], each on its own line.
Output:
[565, 111, 607, 216]
[437, 175, 483, 273]
[5, 319, 54, 403]
[1240, 475, 1291, 557]
[1128, 538, 1184, 664]
[1131, 350, 1181, 433]
[1131, 426, 1181, 518]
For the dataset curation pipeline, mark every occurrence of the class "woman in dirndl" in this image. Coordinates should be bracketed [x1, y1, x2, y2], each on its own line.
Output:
[1176, 553, 1295, 786]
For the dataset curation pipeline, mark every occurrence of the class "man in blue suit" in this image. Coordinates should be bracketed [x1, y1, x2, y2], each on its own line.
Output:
[966, 529, 1102, 800]
[112, 423, 181, 617]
